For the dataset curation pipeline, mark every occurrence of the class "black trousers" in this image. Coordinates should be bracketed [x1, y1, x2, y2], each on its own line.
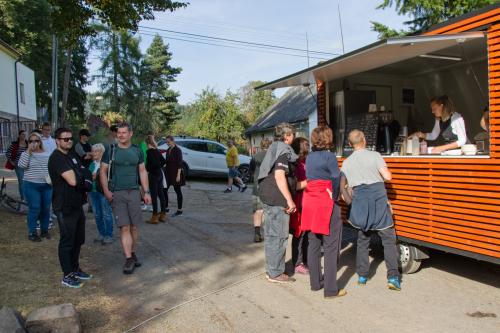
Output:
[307, 205, 342, 296]
[56, 208, 85, 276]
[291, 231, 309, 266]
[164, 184, 183, 210]
[356, 227, 400, 279]
[149, 172, 166, 214]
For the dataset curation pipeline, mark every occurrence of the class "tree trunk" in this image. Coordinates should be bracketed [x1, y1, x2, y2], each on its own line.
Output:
[60, 46, 73, 127]
[112, 32, 120, 113]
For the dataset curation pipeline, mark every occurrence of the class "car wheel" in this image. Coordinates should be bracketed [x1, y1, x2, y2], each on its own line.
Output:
[238, 164, 251, 184]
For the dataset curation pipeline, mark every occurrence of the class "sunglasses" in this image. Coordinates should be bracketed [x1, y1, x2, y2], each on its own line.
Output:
[29, 140, 40, 143]
[58, 137, 73, 142]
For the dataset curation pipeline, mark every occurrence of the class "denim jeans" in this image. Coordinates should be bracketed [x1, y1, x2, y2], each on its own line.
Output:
[15, 166, 24, 201]
[262, 203, 290, 278]
[23, 181, 52, 235]
[88, 191, 113, 239]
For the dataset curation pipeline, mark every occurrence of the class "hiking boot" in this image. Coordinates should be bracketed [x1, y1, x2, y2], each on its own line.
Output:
[266, 273, 295, 284]
[40, 231, 51, 240]
[159, 212, 168, 222]
[74, 269, 93, 280]
[387, 277, 401, 291]
[147, 213, 159, 224]
[223, 188, 232, 193]
[28, 234, 41, 242]
[358, 276, 368, 285]
[172, 210, 183, 217]
[324, 289, 347, 299]
[61, 273, 83, 288]
[294, 263, 310, 275]
[123, 258, 135, 274]
[253, 233, 263, 243]
[132, 252, 142, 267]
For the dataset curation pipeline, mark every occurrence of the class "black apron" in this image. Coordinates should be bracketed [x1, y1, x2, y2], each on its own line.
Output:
[439, 118, 458, 144]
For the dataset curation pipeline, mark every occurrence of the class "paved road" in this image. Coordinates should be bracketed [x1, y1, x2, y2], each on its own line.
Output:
[1, 166, 498, 332]
[102, 180, 498, 333]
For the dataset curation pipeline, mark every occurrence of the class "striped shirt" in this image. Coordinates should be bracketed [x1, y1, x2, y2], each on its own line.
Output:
[18, 151, 51, 183]
[5, 141, 28, 165]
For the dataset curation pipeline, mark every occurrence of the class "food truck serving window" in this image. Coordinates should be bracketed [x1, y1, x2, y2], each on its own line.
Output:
[257, 31, 489, 158]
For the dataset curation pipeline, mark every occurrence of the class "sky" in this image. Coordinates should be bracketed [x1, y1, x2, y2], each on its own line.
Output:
[87, 0, 411, 104]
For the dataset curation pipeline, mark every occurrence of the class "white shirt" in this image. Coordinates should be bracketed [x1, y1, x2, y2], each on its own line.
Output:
[41, 136, 57, 154]
[425, 112, 468, 147]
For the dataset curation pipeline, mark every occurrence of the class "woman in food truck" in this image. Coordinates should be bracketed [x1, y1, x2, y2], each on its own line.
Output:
[410, 95, 469, 154]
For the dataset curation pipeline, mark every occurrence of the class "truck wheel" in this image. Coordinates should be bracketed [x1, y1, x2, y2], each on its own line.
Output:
[398, 243, 422, 274]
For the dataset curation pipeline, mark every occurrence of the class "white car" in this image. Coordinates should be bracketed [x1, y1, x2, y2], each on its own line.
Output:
[157, 137, 252, 183]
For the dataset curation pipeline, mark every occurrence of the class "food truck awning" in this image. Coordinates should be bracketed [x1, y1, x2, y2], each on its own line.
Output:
[255, 32, 485, 91]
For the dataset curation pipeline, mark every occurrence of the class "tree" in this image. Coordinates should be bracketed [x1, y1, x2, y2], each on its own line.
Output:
[239, 81, 276, 126]
[142, 35, 182, 132]
[48, 0, 188, 125]
[0, 0, 53, 108]
[372, 0, 497, 39]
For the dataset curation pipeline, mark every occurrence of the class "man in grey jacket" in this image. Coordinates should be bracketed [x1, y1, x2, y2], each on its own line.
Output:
[258, 123, 297, 284]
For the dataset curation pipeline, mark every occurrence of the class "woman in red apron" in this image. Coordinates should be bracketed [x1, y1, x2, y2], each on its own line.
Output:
[301, 126, 346, 299]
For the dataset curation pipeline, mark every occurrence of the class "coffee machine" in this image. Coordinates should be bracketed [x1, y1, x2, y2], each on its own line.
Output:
[377, 111, 400, 155]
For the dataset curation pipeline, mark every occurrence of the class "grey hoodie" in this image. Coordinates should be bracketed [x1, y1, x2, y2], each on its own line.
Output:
[258, 141, 298, 181]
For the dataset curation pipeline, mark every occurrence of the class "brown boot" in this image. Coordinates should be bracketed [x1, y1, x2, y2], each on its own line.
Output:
[148, 213, 159, 224]
[159, 212, 167, 222]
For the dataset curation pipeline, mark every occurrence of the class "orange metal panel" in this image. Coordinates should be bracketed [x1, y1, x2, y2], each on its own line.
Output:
[395, 215, 500, 233]
[425, 9, 500, 35]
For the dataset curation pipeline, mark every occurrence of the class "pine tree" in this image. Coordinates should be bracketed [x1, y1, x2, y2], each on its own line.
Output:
[142, 35, 182, 133]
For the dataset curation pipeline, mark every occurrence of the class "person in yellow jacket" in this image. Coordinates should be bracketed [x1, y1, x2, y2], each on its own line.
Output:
[224, 139, 247, 193]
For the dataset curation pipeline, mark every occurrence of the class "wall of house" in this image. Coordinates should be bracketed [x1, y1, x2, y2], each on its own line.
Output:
[16, 63, 37, 121]
[0, 51, 17, 121]
[0, 51, 37, 122]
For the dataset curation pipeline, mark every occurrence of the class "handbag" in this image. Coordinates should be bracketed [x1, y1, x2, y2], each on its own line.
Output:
[5, 143, 18, 170]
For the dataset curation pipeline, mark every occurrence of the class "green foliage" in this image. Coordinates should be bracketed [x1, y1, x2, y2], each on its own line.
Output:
[239, 81, 277, 126]
[372, 0, 497, 39]
[142, 35, 182, 132]
[172, 82, 277, 145]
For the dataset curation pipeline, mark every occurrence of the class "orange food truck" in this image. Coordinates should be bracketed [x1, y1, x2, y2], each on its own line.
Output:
[257, 4, 500, 273]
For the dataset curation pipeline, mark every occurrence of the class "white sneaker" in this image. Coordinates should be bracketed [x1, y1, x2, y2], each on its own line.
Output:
[141, 204, 148, 211]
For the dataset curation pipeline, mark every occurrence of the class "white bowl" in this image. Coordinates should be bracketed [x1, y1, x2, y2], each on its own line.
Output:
[461, 144, 477, 155]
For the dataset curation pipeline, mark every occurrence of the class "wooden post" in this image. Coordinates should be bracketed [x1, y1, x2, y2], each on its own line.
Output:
[316, 79, 327, 126]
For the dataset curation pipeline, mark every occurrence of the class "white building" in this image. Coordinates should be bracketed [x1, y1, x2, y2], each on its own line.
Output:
[0, 39, 37, 152]
[0, 39, 37, 122]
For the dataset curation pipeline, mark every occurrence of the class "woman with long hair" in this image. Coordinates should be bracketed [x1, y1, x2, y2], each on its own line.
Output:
[411, 95, 468, 154]
[145, 135, 167, 224]
[164, 136, 185, 216]
[290, 137, 310, 274]
[5, 130, 28, 201]
[301, 126, 346, 298]
[18, 132, 52, 242]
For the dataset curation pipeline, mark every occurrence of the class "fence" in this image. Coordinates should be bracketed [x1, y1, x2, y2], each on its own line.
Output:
[0, 120, 37, 154]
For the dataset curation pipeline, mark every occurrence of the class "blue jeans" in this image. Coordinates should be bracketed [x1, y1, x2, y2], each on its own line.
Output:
[88, 191, 113, 239]
[15, 167, 24, 201]
[23, 181, 52, 235]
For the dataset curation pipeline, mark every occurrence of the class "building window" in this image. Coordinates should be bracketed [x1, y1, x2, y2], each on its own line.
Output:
[19, 83, 25, 104]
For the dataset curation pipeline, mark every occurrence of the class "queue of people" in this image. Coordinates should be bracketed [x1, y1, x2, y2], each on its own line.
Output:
[256, 122, 401, 298]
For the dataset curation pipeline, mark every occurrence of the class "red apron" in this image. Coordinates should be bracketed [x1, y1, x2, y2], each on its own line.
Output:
[301, 180, 334, 236]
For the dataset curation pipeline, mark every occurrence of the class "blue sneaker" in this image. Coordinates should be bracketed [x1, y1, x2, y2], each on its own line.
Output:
[358, 276, 368, 285]
[61, 273, 83, 288]
[387, 277, 401, 291]
[74, 269, 93, 281]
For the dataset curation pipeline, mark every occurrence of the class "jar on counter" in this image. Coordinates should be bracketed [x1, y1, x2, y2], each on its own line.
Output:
[420, 140, 428, 155]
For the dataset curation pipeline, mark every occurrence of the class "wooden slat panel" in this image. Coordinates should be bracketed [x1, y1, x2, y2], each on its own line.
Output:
[396, 221, 500, 245]
[425, 8, 500, 35]
[395, 215, 500, 233]
[396, 231, 500, 258]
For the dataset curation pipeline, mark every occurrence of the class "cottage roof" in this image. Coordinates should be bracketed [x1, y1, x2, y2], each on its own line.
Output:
[245, 86, 316, 135]
[0, 38, 21, 59]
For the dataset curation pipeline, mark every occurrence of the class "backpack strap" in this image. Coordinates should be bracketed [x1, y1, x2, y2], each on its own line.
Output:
[107, 144, 117, 190]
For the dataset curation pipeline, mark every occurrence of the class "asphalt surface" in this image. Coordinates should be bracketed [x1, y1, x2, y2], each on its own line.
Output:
[1, 165, 498, 332]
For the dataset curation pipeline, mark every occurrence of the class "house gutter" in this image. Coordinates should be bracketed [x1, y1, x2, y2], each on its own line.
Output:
[14, 59, 21, 130]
